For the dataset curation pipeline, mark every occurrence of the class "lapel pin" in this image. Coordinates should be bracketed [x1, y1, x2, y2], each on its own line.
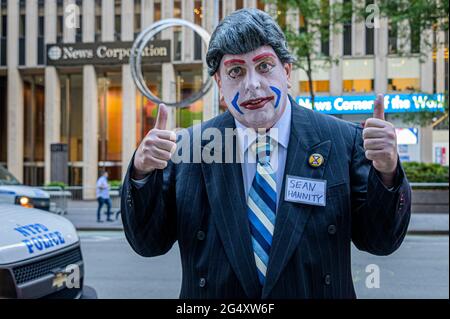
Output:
[309, 153, 324, 168]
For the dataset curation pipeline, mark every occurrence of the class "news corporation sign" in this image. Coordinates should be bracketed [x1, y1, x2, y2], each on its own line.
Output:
[46, 40, 171, 66]
[296, 93, 445, 114]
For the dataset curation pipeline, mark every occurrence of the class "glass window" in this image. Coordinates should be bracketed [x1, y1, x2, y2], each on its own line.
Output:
[365, 26, 374, 55]
[343, 79, 374, 92]
[57, 1, 64, 42]
[153, 0, 161, 39]
[175, 67, 204, 128]
[320, 0, 330, 56]
[388, 78, 420, 92]
[387, 57, 420, 91]
[343, 58, 374, 91]
[410, 19, 420, 54]
[299, 13, 306, 33]
[343, 0, 352, 56]
[136, 68, 162, 144]
[38, 38, 44, 65]
[97, 73, 122, 181]
[194, 1, 203, 60]
[343, 25, 352, 56]
[1, 10, 7, 66]
[321, 21, 330, 56]
[174, 29, 182, 61]
[388, 20, 398, 54]
[1, 11, 6, 37]
[23, 76, 45, 186]
[0, 165, 20, 185]
[19, 15, 25, 37]
[299, 80, 330, 93]
[0, 77, 6, 165]
[60, 74, 83, 186]
[154, 0, 161, 21]
[174, 0, 182, 18]
[19, 14, 25, 65]
[38, 16, 44, 37]
[194, 1, 202, 25]
[172, 0, 182, 61]
[114, 1, 121, 41]
[365, 0, 374, 55]
[76, 15, 82, 42]
[257, 0, 265, 11]
[57, 15, 63, 42]
[95, 0, 101, 41]
[134, 0, 141, 38]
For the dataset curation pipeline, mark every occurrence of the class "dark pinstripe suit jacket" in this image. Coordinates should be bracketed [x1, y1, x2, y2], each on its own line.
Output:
[121, 95, 411, 299]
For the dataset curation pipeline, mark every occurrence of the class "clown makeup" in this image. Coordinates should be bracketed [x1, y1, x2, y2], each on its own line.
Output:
[214, 45, 292, 130]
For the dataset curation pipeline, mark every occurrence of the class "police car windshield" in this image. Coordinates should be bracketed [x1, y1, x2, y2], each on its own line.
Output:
[0, 165, 21, 185]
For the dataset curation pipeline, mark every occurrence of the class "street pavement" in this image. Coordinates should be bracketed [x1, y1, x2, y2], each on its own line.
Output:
[65, 200, 123, 230]
[79, 232, 449, 299]
[68, 200, 448, 298]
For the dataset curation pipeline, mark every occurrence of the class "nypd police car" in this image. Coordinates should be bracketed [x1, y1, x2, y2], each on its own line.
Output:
[0, 203, 94, 298]
[0, 165, 50, 211]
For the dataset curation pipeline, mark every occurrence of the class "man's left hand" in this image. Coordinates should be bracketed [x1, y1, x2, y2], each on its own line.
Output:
[362, 94, 398, 188]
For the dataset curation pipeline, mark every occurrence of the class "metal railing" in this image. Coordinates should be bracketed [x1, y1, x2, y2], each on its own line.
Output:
[37, 182, 448, 217]
[38, 186, 71, 215]
[38, 186, 122, 215]
[410, 182, 449, 188]
[65, 186, 121, 208]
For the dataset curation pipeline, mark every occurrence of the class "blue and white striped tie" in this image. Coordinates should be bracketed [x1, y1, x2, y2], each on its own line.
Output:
[247, 134, 277, 286]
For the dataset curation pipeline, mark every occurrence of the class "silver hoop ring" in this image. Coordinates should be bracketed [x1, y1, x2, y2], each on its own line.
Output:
[130, 19, 212, 108]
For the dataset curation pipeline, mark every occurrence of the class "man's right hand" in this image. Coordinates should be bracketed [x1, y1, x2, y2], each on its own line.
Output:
[132, 103, 177, 180]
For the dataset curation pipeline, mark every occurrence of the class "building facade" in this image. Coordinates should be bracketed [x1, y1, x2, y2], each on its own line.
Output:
[0, 0, 448, 199]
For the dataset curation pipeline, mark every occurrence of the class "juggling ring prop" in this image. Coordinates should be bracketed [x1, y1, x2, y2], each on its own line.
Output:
[130, 19, 212, 108]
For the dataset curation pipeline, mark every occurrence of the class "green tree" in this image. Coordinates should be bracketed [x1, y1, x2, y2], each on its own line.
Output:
[367, 0, 449, 127]
[265, 0, 354, 106]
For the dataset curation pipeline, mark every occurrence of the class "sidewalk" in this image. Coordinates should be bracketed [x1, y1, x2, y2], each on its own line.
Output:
[64, 200, 123, 231]
[62, 200, 449, 234]
[407, 213, 449, 235]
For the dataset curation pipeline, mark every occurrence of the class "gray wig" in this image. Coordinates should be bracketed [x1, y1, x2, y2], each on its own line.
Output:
[206, 8, 295, 76]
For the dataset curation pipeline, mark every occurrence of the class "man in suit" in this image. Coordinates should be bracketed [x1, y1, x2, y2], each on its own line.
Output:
[121, 8, 411, 298]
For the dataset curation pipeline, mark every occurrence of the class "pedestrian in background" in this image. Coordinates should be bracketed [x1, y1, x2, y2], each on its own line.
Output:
[96, 170, 113, 222]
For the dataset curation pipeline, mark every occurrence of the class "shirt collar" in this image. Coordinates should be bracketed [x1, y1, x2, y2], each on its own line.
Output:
[234, 97, 292, 153]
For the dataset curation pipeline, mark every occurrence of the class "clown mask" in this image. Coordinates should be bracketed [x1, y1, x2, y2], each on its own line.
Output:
[214, 45, 292, 130]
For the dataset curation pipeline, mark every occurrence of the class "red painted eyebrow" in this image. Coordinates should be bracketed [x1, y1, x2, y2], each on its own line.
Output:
[223, 59, 246, 66]
[252, 53, 276, 62]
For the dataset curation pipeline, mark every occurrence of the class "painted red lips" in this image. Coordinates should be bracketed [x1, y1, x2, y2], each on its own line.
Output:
[240, 96, 275, 110]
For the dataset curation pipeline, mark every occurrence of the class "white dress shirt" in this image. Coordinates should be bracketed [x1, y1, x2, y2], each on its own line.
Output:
[234, 99, 291, 209]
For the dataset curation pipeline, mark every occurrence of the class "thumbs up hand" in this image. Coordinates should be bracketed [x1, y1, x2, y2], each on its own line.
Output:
[362, 94, 398, 187]
[132, 103, 177, 179]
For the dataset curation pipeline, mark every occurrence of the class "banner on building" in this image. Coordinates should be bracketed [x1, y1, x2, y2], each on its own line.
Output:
[296, 93, 445, 114]
[46, 40, 171, 66]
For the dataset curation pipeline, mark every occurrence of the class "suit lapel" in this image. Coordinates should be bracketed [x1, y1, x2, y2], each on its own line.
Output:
[262, 96, 331, 298]
[201, 112, 262, 298]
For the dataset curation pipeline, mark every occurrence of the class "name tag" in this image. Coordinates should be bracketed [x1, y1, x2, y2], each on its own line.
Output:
[285, 175, 327, 206]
